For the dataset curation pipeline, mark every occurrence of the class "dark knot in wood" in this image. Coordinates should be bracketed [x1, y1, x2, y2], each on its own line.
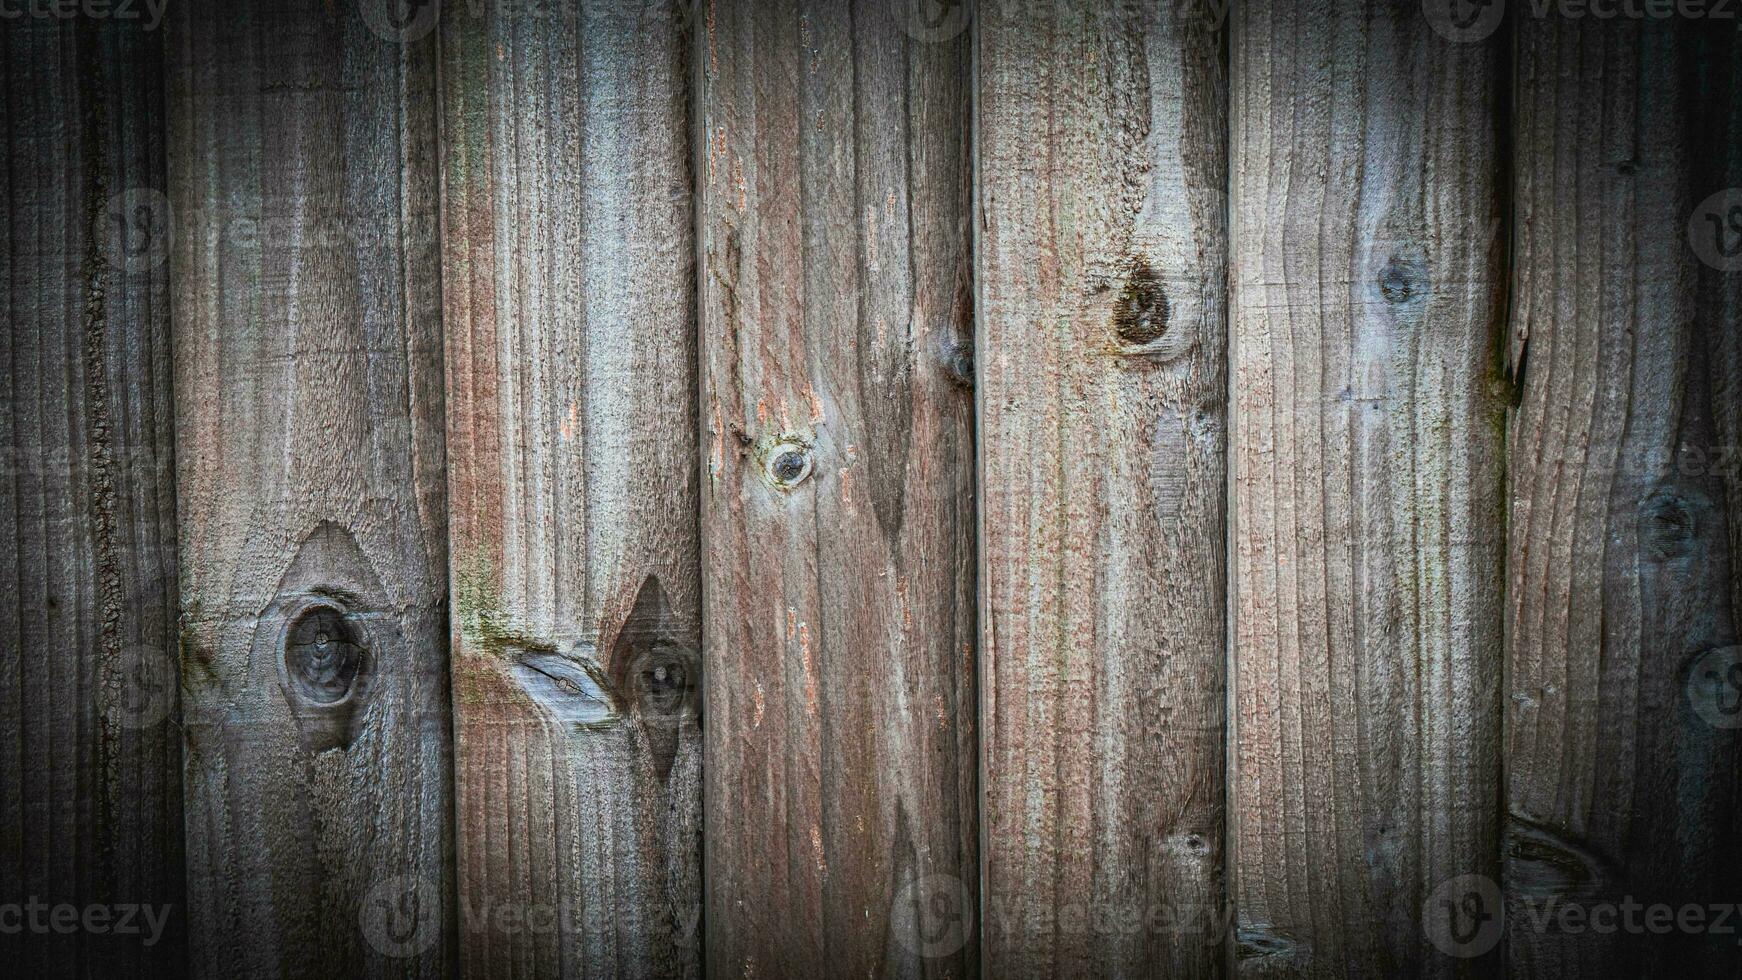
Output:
[1377, 255, 1426, 305]
[1642, 485, 1701, 561]
[1113, 259, 1169, 345]
[278, 598, 370, 752]
[944, 341, 974, 388]
[766, 440, 813, 488]
[285, 606, 364, 705]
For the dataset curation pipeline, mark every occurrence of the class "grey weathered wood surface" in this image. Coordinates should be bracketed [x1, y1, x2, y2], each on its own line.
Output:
[1505, 18, 1742, 977]
[168, 3, 453, 976]
[697, 0, 978, 975]
[1229, 2, 1507, 975]
[10, 6, 1742, 977]
[0, 17, 185, 979]
[976, 1, 1228, 976]
[438, 2, 702, 977]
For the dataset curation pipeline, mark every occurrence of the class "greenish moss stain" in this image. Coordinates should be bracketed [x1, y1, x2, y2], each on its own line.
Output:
[452, 549, 556, 660]
[451, 551, 625, 727]
[176, 602, 220, 691]
[442, 25, 493, 195]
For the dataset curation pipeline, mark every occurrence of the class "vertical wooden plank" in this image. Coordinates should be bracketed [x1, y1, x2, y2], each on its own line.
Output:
[977, 1, 1228, 976]
[0, 17, 184, 978]
[438, 2, 702, 976]
[1229, 2, 1506, 975]
[168, 3, 452, 976]
[1506, 18, 1742, 976]
[698, 0, 977, 975]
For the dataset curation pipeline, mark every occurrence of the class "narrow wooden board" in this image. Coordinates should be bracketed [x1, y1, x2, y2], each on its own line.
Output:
[697, 0, 978, 975]
[438, 3, 703, 977]
[1228, 2, 1507, 975]
[976, 1, 1229, 976]
[168, 4, 453, 976]
[0, 18, 185, 978]
[1505, 18, 1742, 976]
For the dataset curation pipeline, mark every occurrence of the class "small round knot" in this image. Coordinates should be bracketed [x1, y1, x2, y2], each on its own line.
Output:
[1377, 255, 1426, 305]
[766, 440, 813, 488]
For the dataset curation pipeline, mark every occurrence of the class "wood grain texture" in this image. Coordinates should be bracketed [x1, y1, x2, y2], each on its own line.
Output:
[697, 0, 977, 975]
[438, 2, 703, 977]
[976, 1, 1228, 976]
[168, 3, 453, 976]
[1229, 2, 1506, 975]
[1505, 18, 1742, 977]
[0, 18, 184, 978]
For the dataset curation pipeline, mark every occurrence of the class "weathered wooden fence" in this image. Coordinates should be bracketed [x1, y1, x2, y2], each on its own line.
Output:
[4, 1, 1741, 978]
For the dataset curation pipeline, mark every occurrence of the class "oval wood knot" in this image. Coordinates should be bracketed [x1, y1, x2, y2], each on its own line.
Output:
[1377, 255, 1427, 305]
[1641, 484, 1705, 561]
[278, 598, 371, 752]
[286, 606, 364, 705]
[512, 651, 617, 730]
[1113, 259, 1170, 345]
[1505, 814, 1613, 902]
[943, 340, 974, 388]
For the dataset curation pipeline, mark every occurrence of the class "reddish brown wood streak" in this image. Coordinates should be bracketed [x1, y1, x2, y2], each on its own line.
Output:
[699, 1, 978, 976]
[978, 2, 1228, 977]
[438, 2, 701, 977]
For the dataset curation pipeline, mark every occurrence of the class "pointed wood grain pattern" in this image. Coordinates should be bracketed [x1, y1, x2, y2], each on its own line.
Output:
[1228, 2, 1507, 975]
[1505, 18, 1742, 976]
[976, 1, 1229, 976]
[167, 3, 453, 975]
[697, 0, 978, 975]
[0, 17, 185, 978]
[438, 2, 703, 976]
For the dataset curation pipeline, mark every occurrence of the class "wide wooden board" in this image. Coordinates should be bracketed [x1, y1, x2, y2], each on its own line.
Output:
[438, 2, 703, 976]
[976, 1, 1230, 976]
[1229, 2, 1507, 975]
[168, 4, 453, 975]
[1505, 17, 1742, 976]
[0, 18, 185, 978]
[697, 0, 978, 975]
